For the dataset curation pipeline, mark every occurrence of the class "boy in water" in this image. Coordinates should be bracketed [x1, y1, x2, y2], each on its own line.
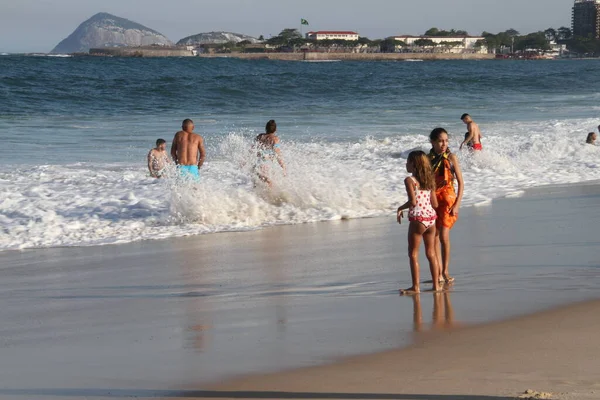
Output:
[460, 114, 482, 151]
[463, 132, 473, 151]
[147, 138, 171, 178]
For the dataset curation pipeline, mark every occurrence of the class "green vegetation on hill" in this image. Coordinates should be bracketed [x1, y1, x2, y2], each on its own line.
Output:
[424, 28, 469, 37]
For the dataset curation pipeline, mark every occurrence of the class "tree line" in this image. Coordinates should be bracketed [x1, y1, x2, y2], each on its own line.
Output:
[208, 26, 600, 56]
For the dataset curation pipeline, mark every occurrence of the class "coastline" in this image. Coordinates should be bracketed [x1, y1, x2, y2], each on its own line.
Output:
[198, 52, 495, 61]
[81, 49, 495, 60]
[0, 182, 598, 399]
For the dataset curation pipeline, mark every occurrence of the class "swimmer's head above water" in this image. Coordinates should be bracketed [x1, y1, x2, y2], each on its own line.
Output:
[182, 119, 194, 132]
[265, 119, 277, 134]
[587, 132, 597, 145]
[155, 138, 166, 151]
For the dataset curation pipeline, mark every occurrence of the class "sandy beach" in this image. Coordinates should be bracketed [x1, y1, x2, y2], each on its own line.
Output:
[0, 182, 598, 400]
[196, 298, 600, 400]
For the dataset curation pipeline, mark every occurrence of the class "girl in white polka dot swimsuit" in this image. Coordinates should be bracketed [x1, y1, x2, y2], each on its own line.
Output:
[397, 150, 442, 294]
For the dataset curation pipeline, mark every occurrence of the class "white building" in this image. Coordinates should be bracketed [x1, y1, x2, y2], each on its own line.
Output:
[390, 35, 488, 53]
[306, 31, 360, 41]
[545, 41, 567, 58]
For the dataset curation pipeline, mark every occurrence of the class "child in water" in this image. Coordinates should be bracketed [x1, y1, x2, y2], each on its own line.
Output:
[147, 138, 171, 178]
[254, 119, 286, 187]
[397, 150, 442, 294]
[463, 132, 474, 151]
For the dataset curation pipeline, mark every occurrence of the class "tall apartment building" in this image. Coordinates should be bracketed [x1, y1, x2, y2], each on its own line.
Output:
[572, 0, 600, 38]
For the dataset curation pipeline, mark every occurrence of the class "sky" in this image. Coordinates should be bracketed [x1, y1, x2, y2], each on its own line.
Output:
[0, 0, 573, 53]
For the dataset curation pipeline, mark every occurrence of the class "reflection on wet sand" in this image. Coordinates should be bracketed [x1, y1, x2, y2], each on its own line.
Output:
[411, 291, 459, 333]
[174, 246, 211, 351]
[257, 228, 289, 336]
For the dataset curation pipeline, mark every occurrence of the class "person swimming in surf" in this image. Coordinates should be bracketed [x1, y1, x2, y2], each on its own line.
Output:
[460, 114, 482, 151]
[429, 128, 464, 284]
[171, 119, 206, 181]
[254, 120, 285, 187]
[147, 138, 171, 178]
[586, 132, 597, 145]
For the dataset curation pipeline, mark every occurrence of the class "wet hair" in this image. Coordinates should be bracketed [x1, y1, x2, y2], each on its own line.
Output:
[156, 138, 166, 146]
[407, 151, 436, 191]
[586, 132, 596, 144]
[265, 120, 277, 134]
[461, 113, 470, 120]
[430, 127, 448, 141]
[182, 119, 194, 129]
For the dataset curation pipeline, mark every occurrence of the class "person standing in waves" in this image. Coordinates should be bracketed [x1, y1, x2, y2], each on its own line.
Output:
[147, 138, 171, 178]
[460, 114, 482, 151]
[171, 119, 206, 181]
[254, 119, 286, 187]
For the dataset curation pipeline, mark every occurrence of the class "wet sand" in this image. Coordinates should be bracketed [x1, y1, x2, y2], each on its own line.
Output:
[197, 299, 600, 400]
[0, 182, 598, 399]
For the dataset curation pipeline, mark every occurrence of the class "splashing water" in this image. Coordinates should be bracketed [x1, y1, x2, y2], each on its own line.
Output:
[1, 118, 599, 251]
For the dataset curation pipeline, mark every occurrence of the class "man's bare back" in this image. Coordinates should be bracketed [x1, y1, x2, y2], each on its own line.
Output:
[171, 119, 206, 167]
[460, 114, 482, 150]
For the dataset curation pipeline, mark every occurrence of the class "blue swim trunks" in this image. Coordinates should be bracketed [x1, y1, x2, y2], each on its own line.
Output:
[178, 165, 200, 181]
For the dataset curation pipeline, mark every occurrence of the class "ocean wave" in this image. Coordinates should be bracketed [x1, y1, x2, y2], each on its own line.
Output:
[1, 119, 599, 251]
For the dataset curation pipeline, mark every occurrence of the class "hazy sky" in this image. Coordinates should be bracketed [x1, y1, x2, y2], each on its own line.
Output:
[0, 0, 573, 53]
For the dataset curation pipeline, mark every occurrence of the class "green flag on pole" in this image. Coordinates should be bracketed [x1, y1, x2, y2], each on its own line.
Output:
[301, 18, 309, 25]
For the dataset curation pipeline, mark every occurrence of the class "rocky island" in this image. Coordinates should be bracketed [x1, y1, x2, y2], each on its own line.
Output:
[51, 12, 173, 54]
[177, 32, 260, 46]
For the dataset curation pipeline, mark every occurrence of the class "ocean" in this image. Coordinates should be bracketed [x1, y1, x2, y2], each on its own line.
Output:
[1, 55, 600, 251]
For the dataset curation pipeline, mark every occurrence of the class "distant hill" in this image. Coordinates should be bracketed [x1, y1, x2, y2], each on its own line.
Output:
[51, 12, 173, 54]
[177, 31, 260, 46]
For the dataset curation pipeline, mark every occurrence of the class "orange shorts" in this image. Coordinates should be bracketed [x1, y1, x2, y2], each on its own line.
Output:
[435, 186, 458, 229]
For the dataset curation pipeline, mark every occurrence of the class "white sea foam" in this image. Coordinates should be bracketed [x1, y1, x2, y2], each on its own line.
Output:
[1, 118, 599, 251]
[30, 53, 72, 58]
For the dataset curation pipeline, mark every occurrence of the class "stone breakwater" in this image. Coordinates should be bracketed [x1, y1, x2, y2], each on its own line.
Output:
[89, 47, 194, 57]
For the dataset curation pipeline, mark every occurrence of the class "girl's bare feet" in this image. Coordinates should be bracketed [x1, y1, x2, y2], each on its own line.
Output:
[430, 284, 443, 292]
[443, 276, 455, 284]
[400, 286, 420, 295]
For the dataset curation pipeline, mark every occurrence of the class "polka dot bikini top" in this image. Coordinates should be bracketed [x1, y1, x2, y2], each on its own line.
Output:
[408, 177, 437, 223]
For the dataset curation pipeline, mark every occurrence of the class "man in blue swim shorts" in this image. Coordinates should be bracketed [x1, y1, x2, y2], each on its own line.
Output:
[171, 119, 206, 181]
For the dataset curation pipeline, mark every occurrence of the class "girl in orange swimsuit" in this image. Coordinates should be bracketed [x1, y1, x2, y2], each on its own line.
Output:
[429, 128, 464, 284]
[397, 151, 442, 295]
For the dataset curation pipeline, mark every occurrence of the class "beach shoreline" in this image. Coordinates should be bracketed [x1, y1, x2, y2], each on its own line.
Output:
[0, 182, 598, 399]
[196, 298, 600, 400]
